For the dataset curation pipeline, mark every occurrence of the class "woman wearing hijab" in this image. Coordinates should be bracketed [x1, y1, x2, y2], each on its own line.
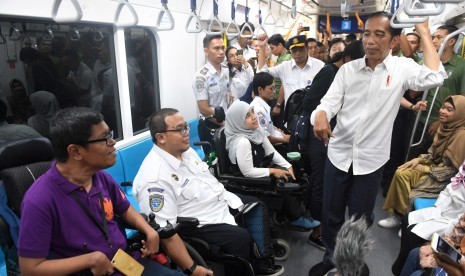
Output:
[379, 95, 465, 231]
[393, 159, 465, 276]
[7, 79, 34, 124]
[27, 91, 60, 138]
[226, 46, 254, 101]
[225, 100, 320, 230]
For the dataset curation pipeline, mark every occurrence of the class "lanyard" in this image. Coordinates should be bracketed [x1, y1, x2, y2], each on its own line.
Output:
[70, 191, 112, 248]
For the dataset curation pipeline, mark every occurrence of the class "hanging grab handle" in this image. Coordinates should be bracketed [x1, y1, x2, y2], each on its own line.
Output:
[70, 26, 80, 41]
[404, 0, 445, 16]
[291, 0, 297, 19]
[207, 0, 224, 35]
[255, 1, 267, 37]
[52, 0, 83, 23]
[114, 0, 139, 27]
[391, 0, 428, 28]
[185, 0, 203, 33]
[264, 0, 276, 25]
[155, 0, 175, 31]
[226, 0, 240, 38]
[240, 0, 253, 38]
[274, 5, 284, 27]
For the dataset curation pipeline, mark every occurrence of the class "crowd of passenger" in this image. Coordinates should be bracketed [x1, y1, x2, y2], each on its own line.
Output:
[1, 9, 465, 276]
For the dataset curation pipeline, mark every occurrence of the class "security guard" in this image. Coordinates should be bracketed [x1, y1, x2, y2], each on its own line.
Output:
[133, 108, 284, 276]
[193, 34, 230, 152]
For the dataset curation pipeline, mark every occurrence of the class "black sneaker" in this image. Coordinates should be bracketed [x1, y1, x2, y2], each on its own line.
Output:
[308, 235, 325, 251]
[308, 262, 335, 276]
[257, 264, 284, 276]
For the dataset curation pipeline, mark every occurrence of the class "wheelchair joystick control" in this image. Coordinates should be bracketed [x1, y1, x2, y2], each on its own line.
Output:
[148, 213, 160, 231]
[276, 179, 300, 190]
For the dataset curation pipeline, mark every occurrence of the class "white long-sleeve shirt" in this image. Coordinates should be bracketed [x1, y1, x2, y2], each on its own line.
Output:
[310, 54, 447, 175]
[259, 56, 324, 104]
[234, 137, 291, 178]
[230, 65, 254, 100]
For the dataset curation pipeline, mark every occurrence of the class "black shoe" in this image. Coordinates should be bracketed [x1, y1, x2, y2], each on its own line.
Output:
[257, 264, 284, 276]
[308, 262, 335, 276]
[308, 235, 325, 251]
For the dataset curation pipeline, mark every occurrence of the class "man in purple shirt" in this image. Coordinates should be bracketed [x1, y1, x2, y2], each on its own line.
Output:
[18, 107, 182, 275]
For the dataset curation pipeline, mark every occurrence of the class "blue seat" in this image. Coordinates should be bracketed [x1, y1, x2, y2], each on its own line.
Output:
[103, 151, 125, 187]
[188, 119, 205, 160]
[413, 198, 437, 210]
[0, 250, 5, 276]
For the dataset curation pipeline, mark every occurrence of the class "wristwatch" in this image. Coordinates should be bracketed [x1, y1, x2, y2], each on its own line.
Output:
[183, 263, 197, 275]
[409, 104, 415, 111]
[276, 103, 282, 108]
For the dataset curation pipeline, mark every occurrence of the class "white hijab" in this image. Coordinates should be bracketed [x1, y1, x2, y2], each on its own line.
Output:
[225, 101, 268, 164]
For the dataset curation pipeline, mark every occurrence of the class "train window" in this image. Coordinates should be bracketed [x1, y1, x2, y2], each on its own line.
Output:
[123, 28, 158, 134]
[0, 20, 143, 141]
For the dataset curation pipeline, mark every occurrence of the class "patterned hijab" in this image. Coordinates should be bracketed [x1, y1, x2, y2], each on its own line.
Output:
[225, 100, 268, 163]
[432, 95, 465, 169]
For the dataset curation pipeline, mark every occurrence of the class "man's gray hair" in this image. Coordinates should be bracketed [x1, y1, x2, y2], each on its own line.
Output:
[333, 216, 373, 276]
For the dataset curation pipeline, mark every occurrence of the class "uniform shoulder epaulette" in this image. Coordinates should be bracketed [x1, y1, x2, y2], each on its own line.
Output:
[200, 67, 209, 75]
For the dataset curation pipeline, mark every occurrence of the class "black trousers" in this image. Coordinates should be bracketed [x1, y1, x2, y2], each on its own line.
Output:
[391, 215, 427, 276]
[198, 119, 220, 155]
[321, 159, 384, 266]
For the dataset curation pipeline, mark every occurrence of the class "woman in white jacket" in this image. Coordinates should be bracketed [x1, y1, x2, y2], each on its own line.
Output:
[225, 46, 254, 101]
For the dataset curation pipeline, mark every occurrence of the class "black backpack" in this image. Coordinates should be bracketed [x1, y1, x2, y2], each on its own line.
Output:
[284, 86, 311, 151]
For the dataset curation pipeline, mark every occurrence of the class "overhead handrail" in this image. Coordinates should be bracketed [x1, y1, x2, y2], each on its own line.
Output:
[114, 0, 139, 27]
[391, 0, 428, 28]
[421, 0, 462, 3]
[185, 0, 203, 33]
[225, 0, 240, 38]
[52, 0, 83, 23]
[207, 0, 224, 35]
[264, 0, 276, 25]
[70, 26, 80, 41]
[240, 0, 253, 38]
[155, 0, 175, 31]
[406, 26, 465, 161]
[404, 0, 445, 16]
[274, 5, 285, 27]
[291, 0, 297, 19]
[255, 0, 268, 37]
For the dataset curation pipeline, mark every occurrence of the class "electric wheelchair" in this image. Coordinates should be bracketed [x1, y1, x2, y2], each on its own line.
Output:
[212, 126, 312, 261]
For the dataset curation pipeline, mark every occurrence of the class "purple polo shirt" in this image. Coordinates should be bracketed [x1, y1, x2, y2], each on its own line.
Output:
[18, 162, 131, 260]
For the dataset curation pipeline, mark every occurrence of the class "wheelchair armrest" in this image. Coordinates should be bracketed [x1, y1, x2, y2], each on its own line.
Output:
[176, 217, 200, 228]
[218, 174, 272, 186]
[121, 182, 133, 187]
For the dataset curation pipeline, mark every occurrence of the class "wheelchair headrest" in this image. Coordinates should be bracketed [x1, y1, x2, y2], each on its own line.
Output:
[0, 137, 53, 175]
[1, 161, 52, 217]
[213, 127, 232, 175]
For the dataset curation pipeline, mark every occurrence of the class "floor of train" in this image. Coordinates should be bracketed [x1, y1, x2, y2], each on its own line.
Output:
[277, 188, 400, 276]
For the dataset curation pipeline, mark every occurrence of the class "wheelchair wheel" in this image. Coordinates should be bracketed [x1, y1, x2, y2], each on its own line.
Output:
[183, 241, 208, 268]
[273, 239, 290, 261]
[272, 212, 286, 226]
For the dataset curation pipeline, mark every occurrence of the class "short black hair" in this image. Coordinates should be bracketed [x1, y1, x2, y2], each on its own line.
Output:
[19, 47, 40, 63]
[328, 40, 365, 63]
[406, 32, 421, 42]
[437, 25, 459, 42]
[306, 38, 317, 45]
[253, 72, 274, 96]
[329, 38, 346, 49]
[0, 100, 7, 122]
[316, 42, 324, 47]
[239, 23, 255, 34]
[268, 34, 285, 47]
[149, 108, 179, 144]
[366, 11, 402, 37]
[49, 107, 104, 163]
[346, 33, 357, 42]
[203, 35, 223, 48]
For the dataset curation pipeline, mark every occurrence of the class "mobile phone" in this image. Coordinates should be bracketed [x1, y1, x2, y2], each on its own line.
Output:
[303, 26, 310, 31]
[236, 49, 243, 56]
[431, 233, 463, 263]
[111, 248, 144, 276]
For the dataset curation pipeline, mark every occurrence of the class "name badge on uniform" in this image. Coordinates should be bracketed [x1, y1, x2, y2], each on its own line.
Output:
[181, 179, 190, 188]
[149, 194, 164, 212]
[148, 187, 164, 194]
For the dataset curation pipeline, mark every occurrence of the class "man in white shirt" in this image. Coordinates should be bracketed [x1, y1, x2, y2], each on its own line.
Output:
[250, 72, 289, 144]
[308, 12, 447, 276]
[133, 108, 283, 276]
[231, 23, 257, 61]
[257, 35, 325, 116]
[192, 35, 230, 153]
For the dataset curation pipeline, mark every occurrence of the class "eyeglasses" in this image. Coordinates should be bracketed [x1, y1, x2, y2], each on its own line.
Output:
[82, 130, 114, 146]
[159, 124, 190, 136]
